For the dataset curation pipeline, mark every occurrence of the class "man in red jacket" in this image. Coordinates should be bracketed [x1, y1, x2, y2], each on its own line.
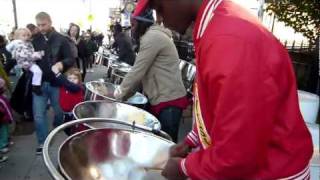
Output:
[134, 0, 314, 179]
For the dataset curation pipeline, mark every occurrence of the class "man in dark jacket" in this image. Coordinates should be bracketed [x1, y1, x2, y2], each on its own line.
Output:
[112, 23, 136, 66]
[32, 12, 74, 154]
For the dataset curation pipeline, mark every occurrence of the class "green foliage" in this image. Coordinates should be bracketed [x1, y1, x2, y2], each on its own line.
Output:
[266, 0, 320, 43]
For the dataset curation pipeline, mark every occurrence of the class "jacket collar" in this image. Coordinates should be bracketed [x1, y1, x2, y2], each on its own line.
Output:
[193, 0, 223, 40]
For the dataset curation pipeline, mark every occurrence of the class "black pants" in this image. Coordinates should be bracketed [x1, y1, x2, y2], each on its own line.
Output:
[87, 55, 94, 69]
[63, 113, 75, 136]
[76, 57, 87, 81]
[4, 59, 16, 75]
[157, 106, 183, 143]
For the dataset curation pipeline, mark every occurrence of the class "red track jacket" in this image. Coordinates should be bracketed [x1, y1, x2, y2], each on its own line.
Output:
[181, 0, 313, 179]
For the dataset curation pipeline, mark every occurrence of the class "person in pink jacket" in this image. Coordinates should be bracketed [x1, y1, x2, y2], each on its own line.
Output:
[134, 0, 314, 179]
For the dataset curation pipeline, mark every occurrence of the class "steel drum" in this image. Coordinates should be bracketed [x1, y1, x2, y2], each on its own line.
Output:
[105, 58, 130, 82]
[179, 60, 196, 94]
[306, 123, 320, 179]
[174, 41, 195, 62]
[43, 118, 173, 180]
[85, 81, 147, 106]
[73, 100, 160, 130]
[109, 62, 131, 85]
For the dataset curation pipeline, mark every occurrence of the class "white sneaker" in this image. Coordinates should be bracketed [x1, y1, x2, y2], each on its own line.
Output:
[0, 148, 9, 154]
[0, 156, 8, 163]
[36, 145, 43, 155]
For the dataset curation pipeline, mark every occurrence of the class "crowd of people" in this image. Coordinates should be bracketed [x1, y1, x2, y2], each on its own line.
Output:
[0, 11, 103, 161]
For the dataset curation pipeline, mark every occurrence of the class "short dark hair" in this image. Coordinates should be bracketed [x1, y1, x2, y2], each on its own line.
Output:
[26, 23, 37, 32]
[35, 12, 52, 22]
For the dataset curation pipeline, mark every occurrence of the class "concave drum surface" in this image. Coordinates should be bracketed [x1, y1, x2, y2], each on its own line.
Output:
[58, 128, 173, 180]
[73, 101, 160, 130]
[85, 81, 148, 106]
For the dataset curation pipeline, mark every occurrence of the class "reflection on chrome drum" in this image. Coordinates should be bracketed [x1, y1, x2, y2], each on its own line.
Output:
[73, 100, 161, 130]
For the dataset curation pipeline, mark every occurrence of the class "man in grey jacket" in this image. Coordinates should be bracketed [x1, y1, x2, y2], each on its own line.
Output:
[115, 9, 188, 142]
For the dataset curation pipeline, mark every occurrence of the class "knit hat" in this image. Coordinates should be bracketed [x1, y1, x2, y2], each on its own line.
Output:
[132, 0, 154, 23]
[132, 0, 149, 17]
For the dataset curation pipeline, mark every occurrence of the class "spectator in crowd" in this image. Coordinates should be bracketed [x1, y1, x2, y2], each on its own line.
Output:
[32, 12, 74, 154]
[6, 28, 44, 95]
[67, 23, 89, 81]
[114, 9, 188, 142]
[92, 31, 104, 47]
[112, 23, 136, 66]
[52, 67, 84, 135]
[26, 23, 40, 40]
[0, 78, 13, 158]
[0, 35, 15, 75]
[83, 32, 98, 72]
[140, 0, 314, 179]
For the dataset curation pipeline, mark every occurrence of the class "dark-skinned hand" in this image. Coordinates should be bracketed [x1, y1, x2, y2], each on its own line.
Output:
[170, 141, 191, 158]
[161, 157, 188, 180]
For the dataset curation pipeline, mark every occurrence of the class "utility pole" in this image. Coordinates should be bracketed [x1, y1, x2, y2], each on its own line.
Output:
[258, 0, 265, 21]
[317, 37, 320, 94]
[12, 0, 18, 28]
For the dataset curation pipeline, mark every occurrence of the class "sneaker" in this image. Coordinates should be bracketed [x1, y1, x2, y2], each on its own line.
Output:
[0, 148, 9, 154]
[5, 141, 14, 148]
[0, 156, 8, 163]
[36, 145, 43, 155]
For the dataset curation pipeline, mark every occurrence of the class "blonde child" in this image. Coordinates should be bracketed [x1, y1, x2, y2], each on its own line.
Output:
[52, 67, 84, 135]
[6, 28, 44, 95]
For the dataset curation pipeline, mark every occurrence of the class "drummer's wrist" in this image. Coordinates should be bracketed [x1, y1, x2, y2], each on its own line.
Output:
[179, 158, 189, 178]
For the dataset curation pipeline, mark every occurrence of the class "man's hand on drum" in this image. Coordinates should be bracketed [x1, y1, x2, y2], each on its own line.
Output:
[162, 158, 187, 180]
[161, 142, 191, 179]
[170, 141, 191, 158]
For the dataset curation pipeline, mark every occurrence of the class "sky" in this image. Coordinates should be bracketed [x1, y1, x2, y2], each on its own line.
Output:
[0, 0, 120, 34]
[0, 0, 308, 44]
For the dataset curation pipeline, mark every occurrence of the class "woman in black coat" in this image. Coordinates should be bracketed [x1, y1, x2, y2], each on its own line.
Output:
[67, 23, 89, 81]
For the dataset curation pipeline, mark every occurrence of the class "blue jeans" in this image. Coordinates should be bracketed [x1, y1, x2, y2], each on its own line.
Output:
[158, 106, 183, 143]
[0, 124, 9, 149]
[33, 82, 63, 145]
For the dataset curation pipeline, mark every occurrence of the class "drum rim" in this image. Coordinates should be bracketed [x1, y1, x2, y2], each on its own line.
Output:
[85, 81, 148, 105]
[58, 125, 174, 179]
[72, 100, 161, 130]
